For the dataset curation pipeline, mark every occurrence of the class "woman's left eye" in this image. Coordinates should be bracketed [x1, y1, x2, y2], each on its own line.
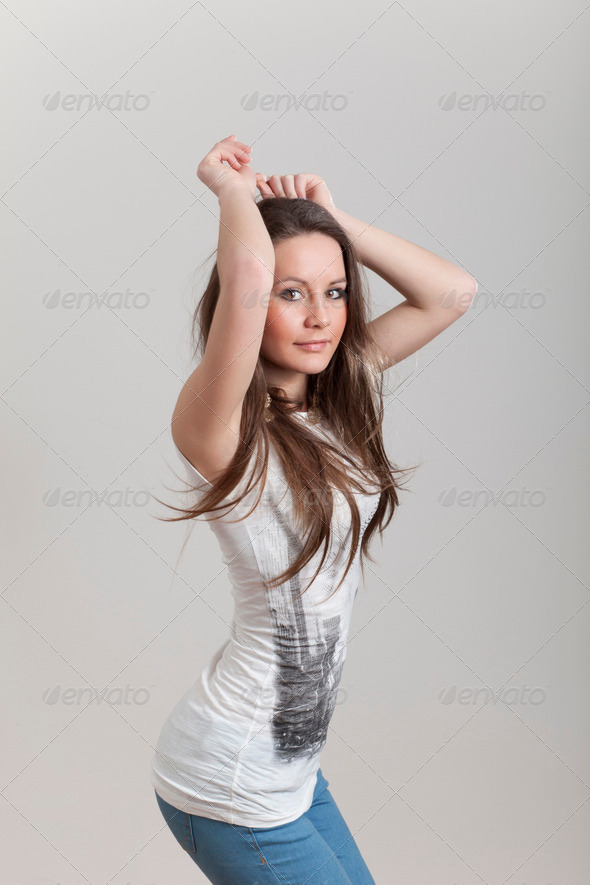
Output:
[327, 288, 347, 299]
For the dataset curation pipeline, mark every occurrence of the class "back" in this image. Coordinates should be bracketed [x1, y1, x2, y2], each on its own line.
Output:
[151, 413, 381, 827]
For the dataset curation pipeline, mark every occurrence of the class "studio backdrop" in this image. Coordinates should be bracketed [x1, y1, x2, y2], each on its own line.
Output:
[2, 2, 588, 883]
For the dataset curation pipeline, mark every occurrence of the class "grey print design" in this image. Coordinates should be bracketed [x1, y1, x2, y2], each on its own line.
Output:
[262, 484, 346, 763]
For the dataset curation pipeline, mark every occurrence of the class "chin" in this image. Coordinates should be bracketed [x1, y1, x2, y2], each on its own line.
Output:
[293, 357, 331, 371]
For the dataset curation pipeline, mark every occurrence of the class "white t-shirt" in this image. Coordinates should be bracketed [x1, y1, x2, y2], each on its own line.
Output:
[151, 411, 381, 827]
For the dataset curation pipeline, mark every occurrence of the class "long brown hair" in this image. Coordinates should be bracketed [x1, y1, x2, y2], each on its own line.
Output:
[155, 197, 419, 599]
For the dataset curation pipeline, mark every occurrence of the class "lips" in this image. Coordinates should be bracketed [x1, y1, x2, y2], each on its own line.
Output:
[294, 340, 329, 351]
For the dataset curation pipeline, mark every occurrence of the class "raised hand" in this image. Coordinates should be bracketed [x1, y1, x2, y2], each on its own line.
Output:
[197, 134, 257, 198]
[256, 173, 335, 212]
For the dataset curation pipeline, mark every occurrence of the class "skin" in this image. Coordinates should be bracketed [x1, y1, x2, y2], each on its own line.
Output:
[259, 232, 348, 410]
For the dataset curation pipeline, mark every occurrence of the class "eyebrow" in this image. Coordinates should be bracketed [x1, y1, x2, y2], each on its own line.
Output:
[278, 277, 347, 286]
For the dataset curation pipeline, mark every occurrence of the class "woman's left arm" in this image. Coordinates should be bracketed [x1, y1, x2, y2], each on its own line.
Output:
[255, 173, 478, 371]
[329, 204, 478, 370]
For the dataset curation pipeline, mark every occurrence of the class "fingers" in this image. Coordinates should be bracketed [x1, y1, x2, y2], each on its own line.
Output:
[256, 174, 274, 197]
[278, 174, 297, 198]
[215, 136, 252, 169]
[294, 173, 311, 199]
[218, 149, 248, 170]
[256, 174, 303, 199]
[265, 174, 285, 197]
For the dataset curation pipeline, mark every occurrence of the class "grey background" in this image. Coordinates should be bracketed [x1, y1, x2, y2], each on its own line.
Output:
[2, 1, 589, 883]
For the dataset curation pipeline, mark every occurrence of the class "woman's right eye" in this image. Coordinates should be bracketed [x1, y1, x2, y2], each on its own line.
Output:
[278, 288, 302, 301]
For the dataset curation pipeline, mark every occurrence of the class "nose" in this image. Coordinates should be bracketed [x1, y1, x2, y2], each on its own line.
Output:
[304, 293, 332, 327]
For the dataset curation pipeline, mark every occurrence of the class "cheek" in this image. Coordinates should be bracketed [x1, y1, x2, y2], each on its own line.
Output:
[333, 303, 348, 335]
[263, 304, 296, 346]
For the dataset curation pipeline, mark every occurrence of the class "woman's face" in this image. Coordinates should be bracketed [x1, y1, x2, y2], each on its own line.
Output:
[260, 233, 348, 398]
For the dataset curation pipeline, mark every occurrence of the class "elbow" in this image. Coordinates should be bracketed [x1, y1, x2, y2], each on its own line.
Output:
[455, 276, 478, 313]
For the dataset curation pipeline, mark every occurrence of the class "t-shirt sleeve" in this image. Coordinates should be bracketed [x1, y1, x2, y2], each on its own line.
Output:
[174, 441, 214, 493]
[173, 439, 262, 511]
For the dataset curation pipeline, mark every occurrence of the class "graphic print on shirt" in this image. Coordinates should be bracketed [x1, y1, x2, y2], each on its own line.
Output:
[262, 484, 348, 764]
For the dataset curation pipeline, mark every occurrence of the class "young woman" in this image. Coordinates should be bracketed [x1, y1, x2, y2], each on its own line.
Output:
[151, 134, 477, 883]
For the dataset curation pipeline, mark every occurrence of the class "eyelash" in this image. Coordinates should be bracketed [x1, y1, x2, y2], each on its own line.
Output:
[278, 287, 347, 301]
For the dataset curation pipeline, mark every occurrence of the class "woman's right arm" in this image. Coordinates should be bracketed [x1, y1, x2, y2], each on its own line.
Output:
[171, 139, 275, 480]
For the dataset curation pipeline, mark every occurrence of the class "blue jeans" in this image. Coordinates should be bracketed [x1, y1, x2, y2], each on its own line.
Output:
[154, 767, 375, 884]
